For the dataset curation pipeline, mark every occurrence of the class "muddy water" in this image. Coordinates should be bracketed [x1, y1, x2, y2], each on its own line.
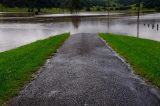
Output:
[0, 13, 160, 52]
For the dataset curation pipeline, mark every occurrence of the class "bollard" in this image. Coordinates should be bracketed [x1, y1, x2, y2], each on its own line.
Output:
[148, 24, 150, 28]
[157, 24, 159, 30]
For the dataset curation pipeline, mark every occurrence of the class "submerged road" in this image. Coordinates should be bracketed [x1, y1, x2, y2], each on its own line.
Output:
[8, 33, 160, 106]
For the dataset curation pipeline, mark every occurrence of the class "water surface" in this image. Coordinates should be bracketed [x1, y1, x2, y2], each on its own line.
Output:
[0, 13, 160, 52]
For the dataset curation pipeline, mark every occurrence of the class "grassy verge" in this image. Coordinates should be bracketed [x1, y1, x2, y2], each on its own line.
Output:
[0, 33, 70, 105]
[99, 33, 160, 88]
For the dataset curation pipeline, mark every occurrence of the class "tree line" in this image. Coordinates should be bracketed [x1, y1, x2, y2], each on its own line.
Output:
[0, 0, 109, 10]
[0, 0, 160, 12]
[118, 0, 160, 8]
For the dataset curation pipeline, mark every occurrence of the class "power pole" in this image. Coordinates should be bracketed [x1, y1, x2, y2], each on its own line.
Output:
[115, 0, 118, 15]
[137, 0, 141, 38]
[107, 0, 110, 30]
[116, 0, 118, 9]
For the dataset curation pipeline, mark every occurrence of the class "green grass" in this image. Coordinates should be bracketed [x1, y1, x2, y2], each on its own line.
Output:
[0, 7, 67, 13]
[99, 33, 160, 88]
[0, 6, 158, 13]
[0, 7, 28, 12]
[0, 33, 69, 105]
[41, 8, 68, 14]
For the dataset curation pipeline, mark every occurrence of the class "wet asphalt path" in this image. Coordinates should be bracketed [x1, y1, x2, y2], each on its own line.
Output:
[8, 33, 160, 106]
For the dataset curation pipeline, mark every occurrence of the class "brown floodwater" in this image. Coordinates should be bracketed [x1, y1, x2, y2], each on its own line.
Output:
[0, 12, 160, 52]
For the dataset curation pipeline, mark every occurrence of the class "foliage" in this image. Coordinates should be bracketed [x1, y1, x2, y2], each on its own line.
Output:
[1, 0, 159, 12]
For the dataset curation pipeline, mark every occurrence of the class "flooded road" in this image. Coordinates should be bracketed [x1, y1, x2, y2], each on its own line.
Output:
[8, 33, 160, 106]
[0, 13, 160, 52]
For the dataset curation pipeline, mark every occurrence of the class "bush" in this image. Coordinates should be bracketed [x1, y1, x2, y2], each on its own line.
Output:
[86, 7, 91, 11]
[119, 6, 131, 10]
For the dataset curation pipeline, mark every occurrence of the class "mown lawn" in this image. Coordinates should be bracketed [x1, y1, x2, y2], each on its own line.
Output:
[0, 33, 69, 105]
[99, 33, 160, 88]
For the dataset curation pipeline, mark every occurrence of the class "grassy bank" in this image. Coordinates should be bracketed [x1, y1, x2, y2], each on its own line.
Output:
[0, 7, 28, 12]
[0, 7, 159, 13]
[99, 33, 160, 88]
[0, 33, 69, 105]
[0, 7, 67, 13]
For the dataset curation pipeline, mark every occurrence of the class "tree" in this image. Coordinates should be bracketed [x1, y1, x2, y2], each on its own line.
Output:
[65, 0, 81, 13]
